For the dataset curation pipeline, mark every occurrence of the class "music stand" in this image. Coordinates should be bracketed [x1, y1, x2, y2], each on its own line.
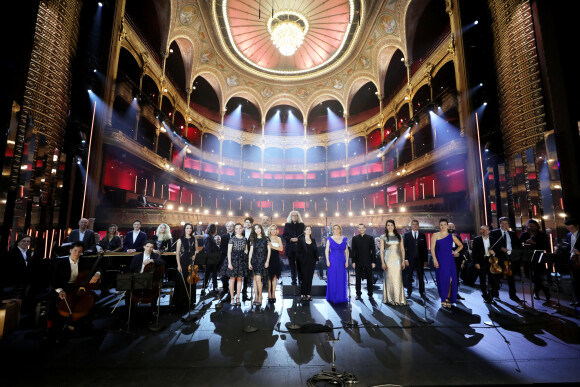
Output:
[116, 272, 153, 333]
[513, 250, 539, 316]
[195, 252, 221, 294]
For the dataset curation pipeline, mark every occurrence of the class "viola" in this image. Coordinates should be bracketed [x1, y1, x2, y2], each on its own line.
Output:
[503, 260, 513, 276]
[488, 254, 502, 275]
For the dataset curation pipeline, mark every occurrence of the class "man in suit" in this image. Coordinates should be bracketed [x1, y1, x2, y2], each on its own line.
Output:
[219, 221, 235, 301]
[47, 242, 102, 333]
[283, 211, 305, 286]
[403, 219, 429, 300]
[473, 225, 498, 303]
[490, 217, 521, 302]
[123, 219, 147, 253]
[351, 224, 376, 299]
[563, 218, 580, 306]
[128, 240, 165, 273]
[3, 235, 39, 310]
[137, 192, 149, 207]
[66, 218, 97, 253]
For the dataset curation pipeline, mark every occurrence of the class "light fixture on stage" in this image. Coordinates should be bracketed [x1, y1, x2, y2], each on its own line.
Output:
[74, 156, 83, 165]
[474, 20, 479, 25]
[483, 102, 488, 106]
[348, 212, 353, 217]
[87, 89, 92, 93]
[480, 83, 483, 86]
[98, 2, 103, 7]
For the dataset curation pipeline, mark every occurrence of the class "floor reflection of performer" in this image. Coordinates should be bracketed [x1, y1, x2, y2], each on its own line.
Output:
[519, 219, 550, 301]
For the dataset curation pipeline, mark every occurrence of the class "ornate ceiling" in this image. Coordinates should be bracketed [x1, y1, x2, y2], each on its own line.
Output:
[215, 0, 360, 77]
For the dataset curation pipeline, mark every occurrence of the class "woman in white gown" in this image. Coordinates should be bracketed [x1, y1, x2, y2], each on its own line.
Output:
[380, 220, 407, 305]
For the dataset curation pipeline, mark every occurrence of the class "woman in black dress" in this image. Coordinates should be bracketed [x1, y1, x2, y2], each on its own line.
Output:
[98, 224, 122, 252]
[174, 223, 198, 309]
[226, 223, 248, 305]
[297, 225, 318, 301]
[267, 224, 283, 303]
[248, 224, 271, 306]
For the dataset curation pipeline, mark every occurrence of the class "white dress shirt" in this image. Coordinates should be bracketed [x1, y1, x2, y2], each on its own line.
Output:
[132, 230, 140, 243]
[503, 230, 512, 253]
[18, 247, 28, 266]
[244, 228, 252, 239]
[571, 231, 579, 258]
[482, 236, 490, 255]
[141, 254, 151, 273]
[79, 230, 86, 241]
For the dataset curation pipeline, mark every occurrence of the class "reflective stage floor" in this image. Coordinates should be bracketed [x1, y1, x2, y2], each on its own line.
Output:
[1, 271, 579, 386]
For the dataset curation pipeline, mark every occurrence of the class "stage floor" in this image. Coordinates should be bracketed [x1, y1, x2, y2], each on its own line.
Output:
[1, 271, 579, 386]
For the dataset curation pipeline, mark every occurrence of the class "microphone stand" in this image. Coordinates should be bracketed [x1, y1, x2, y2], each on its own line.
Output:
[243, 274, 258, 333]
[286, 275, 301, 331]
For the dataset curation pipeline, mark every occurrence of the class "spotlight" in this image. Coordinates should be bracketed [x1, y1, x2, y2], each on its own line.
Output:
[483, 102, 488, 106]
[169, 48, 174, 54]
[87, 89, 92, 93]
[228, 211, 233, 216]
[474, 20, 479, 25]
[81, 140, 86, 144]
[274, 213, 279, 217]
[335, 212, 340, 217]
[93, 69, 97, 73]
[484, 149, 489, 152]
[98, 2, 103, 7]
[479, 83, 483, 86]
[348, 211, 353, 217]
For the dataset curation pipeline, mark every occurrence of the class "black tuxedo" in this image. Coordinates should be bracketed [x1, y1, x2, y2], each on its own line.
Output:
[3, 247, 35, 289]
[219, 232, 233, 295]
[490, 228, 519, 297]
[351, 234, 376, 296]
[472, 235, 499, 299]
[67, 229, 97, 253]
[123, 230, 147, 252]
[129, 252, 165, 273]
[283, 221, 305, 284]
[403, 231, 428, 295]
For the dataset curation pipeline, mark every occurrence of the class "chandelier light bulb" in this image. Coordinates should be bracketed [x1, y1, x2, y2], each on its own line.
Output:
[268, 11, 309, 56]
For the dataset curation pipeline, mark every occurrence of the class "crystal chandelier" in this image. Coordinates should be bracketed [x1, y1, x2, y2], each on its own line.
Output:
[268, 11, 309, 56]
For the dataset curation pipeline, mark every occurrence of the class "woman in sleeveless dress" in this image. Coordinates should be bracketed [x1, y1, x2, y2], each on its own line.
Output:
[325, 224, 349, 303]
[431, 218, 464, 309]
[380, 220, 407, 305]
[267, 224, 283, 303]
[248, 224, 270, 306]
[174, 223, 197, 309]
[226, 223, 249, 305]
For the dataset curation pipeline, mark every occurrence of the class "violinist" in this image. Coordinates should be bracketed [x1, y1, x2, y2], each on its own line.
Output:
[519, 219, 550, 301]
[173, 223, 197, 310]
[490, 217, 521, 302]
[472, 225, 498, 303]
[47, 242, 101, 334]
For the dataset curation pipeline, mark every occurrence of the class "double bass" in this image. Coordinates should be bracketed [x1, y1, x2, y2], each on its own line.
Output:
[57, 253, 103, 320]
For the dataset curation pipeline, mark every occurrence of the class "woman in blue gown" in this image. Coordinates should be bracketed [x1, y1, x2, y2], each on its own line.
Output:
[325, 224, 349, 303]
[431, 218, 464, 309]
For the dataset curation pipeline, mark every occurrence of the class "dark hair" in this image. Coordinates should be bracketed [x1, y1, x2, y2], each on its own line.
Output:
[565, 218, 579, 227]
[143, 239, 156, 247]
[206, 223, 217, 236]
[384, 220, 401, 241]
[526, 219, 540, 228]
[70, 241, 85, 250]
[439, 218, 448, 225]
[358, 223, 365, 227]
[15, 234, 31, 244]
[411, 219, 419, 225]
[234, 223, 244, 235]
[250, 224, 265, 244]
[499, 217, 509, 224]
[244, 216, 254, 224]
[182, 223, 194, 237]
[133, 219, 142, 225]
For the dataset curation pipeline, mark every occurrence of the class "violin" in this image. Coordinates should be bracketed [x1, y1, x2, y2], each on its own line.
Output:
[186, 263, 199, 285]
[503, 260, 513, 276]
[488, 253, 503, 275]
[57, 254, 103, 320]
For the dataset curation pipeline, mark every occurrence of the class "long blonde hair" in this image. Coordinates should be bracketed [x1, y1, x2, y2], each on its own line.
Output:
[156, 223, 172, 241]
[286, 211, 303, 224]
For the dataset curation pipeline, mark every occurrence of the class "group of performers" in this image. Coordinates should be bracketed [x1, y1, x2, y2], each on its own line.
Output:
[2, 212, 579, 339]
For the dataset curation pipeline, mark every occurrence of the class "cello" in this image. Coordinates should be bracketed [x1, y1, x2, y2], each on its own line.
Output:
[57, 253, 103, 320]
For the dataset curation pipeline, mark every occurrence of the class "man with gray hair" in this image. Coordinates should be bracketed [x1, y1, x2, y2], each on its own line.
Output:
[66, 218, 96, 253]
[283, 211, 305, 285]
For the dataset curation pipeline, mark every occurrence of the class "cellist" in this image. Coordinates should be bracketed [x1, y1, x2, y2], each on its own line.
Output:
[46, 242, 101, 335]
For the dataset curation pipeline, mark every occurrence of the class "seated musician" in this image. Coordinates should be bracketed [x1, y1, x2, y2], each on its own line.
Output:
[2, 235, 39, 311]
[47, 242, 101, 334]
[472, 225, 498, 303]
[123, 219, 147, 253]
[66, 218, 97, 253]
[128, 240, 165, 317]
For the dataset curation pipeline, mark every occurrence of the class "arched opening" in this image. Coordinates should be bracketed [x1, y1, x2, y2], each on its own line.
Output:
[190, 76, 221, 123]
[264, 105, 304, 136]
[383, 49, 407, 103]
[307, 100, 344, 134]
[117, 48, 141, 86]
[165, 40, 187, 99]
[349, 81, 379, 126]
[125, 0, 164, 62]
[224, 97, 261, 132]
[408, 0, 450, 64]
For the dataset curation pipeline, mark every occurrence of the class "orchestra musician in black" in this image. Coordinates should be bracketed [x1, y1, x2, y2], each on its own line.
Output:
[519, 219, 550, 301]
